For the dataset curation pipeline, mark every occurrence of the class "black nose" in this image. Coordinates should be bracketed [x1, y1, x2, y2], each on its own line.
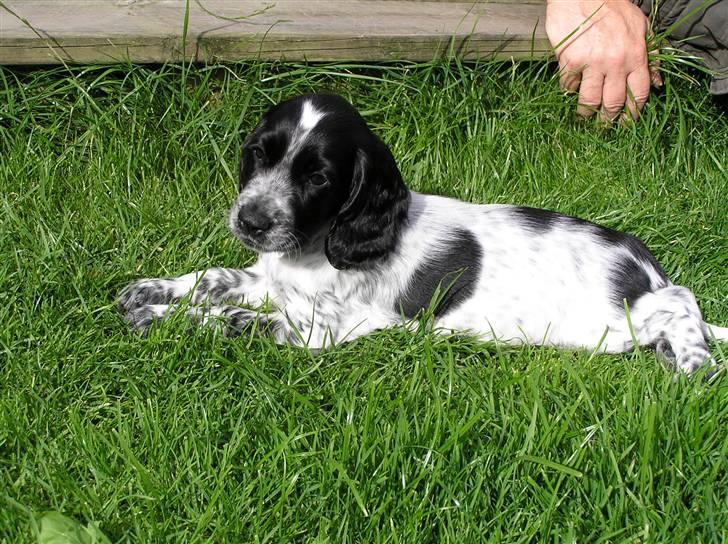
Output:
[238, 207, 273, 236]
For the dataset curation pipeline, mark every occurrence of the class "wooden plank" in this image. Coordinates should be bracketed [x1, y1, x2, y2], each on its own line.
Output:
[0, 1, 549, 65]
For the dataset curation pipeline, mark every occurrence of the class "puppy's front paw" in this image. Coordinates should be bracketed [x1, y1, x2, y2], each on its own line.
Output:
[222, 307, 258, 337]
[118, 279, 178, 312]
[124, 304, 170, 335]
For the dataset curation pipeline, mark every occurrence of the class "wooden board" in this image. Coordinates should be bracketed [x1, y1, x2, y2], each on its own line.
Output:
[0, 1, 549, 65]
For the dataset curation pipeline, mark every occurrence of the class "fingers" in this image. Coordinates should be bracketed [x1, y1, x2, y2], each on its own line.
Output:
[625, 65, 651, 120]
[600, 70, 628, 121]
[647, 34, 663, 88]
[649, 49, 662, 88]
[576, 69, 604, 118]
[559, 62, 582, 93]
[565, 62, 655, 122]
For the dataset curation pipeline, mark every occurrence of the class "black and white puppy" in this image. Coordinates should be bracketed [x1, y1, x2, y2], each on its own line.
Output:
[119, 93, 727, 374]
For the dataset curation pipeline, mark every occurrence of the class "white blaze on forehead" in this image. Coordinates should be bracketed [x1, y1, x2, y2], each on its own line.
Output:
[299, 100, 325, 131]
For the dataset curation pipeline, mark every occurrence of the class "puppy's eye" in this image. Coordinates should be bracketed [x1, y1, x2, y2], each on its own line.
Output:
[251, 146, 264, 160]
[308, 174, 328, 187]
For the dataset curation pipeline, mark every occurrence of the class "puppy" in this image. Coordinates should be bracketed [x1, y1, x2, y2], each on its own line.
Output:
[119, 93, 727, 374]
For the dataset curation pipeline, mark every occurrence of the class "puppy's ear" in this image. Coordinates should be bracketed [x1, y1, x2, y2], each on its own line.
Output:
[325, 137, 409, 270]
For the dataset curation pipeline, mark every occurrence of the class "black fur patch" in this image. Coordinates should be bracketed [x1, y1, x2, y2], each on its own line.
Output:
[597, 228, 668, 309]
[511, 206, 668, 309]
[610, 256, 654, 309]
[512, 207, 563, 232]
[395, 228, 482, 318]
[594, 227, 666, 275]
[513, 206, 605, 234]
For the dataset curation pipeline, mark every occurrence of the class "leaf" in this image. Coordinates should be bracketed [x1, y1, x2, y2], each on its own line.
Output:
[37, 512, 111, 544]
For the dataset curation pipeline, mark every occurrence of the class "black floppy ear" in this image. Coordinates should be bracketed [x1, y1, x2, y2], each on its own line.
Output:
[325, 137, 410, 270]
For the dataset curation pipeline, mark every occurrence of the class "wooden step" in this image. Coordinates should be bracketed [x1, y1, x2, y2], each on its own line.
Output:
[0, 0, 549, 65]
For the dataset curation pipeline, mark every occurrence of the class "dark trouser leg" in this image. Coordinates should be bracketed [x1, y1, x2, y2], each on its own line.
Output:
[632, 0, 728, 94]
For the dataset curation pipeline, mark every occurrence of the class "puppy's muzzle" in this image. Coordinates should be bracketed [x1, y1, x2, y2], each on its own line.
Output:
[237, 204, 274, 238]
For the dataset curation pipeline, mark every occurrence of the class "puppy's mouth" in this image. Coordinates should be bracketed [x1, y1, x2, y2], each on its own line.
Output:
[228, 196, 316, 255]
[236, 232, 301, 254]
[229, 216, 302, 254]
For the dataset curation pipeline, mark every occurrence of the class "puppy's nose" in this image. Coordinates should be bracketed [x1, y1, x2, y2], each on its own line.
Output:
[238, 208, 273, 236]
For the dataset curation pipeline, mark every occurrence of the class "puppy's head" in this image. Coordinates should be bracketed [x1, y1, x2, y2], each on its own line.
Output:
[230, 93, 409, 269]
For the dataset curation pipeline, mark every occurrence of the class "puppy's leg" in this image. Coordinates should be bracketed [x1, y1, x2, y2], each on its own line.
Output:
[126, 301, 374, 350]
[125, 303, 293, 340]
[119, 267, 268, 312]
[629, 285, 714, 374]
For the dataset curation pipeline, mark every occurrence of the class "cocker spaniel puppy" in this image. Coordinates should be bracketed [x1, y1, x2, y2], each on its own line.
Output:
[119, 93, 727, 374]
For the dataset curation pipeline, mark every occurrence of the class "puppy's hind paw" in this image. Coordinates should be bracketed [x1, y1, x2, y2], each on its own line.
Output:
[655, 338, 676, 367]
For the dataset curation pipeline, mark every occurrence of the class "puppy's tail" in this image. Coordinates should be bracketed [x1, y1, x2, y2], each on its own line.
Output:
[704, 322, 728, 342]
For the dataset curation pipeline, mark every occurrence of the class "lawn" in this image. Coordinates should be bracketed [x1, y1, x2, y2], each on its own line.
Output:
[1, 59, 727, 542]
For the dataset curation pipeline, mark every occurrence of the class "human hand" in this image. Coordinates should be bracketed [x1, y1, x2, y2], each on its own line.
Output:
[546, 0, 661, 121]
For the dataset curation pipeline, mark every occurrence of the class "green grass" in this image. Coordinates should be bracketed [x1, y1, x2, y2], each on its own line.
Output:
[1, 59, 727, 543]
